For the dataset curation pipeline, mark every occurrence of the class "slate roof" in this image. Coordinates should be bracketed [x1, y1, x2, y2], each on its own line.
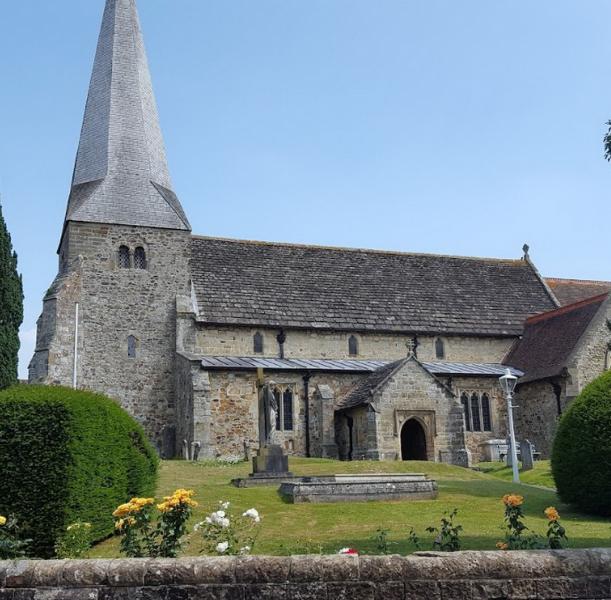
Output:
[63, 0, 190, 232]
[546, 278, 611, 307]
[190, 237, 557, 336]
[503, 293, 609, 384]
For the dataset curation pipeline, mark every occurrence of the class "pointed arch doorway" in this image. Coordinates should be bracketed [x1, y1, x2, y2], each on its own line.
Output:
[401, 419, 428, 461]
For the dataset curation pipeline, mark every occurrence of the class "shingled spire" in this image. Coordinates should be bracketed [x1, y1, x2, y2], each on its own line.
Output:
[65, 0, 190, 231]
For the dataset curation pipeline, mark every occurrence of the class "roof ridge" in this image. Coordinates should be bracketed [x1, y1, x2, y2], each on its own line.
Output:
[526, 292, 609, 325]
[191, 235, 526, 264]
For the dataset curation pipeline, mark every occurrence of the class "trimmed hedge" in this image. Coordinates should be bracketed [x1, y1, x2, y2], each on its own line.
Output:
[0, 385, 158, 557]
[551, 370, 611, 517]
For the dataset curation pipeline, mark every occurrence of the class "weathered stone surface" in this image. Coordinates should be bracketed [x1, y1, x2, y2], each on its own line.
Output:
[2, 550, 611, 600]
[326, 582, 376, 600]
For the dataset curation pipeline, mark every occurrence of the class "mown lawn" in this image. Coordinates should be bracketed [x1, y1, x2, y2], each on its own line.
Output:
[477, 460, 556, 489]
[90, 458, 611, 557]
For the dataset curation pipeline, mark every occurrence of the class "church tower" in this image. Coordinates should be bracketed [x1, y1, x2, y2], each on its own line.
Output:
[29, 0, 191, 456]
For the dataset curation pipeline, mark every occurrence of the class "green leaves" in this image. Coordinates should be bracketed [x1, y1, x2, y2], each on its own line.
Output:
[0, 203, 23, 390]
[0, 385, 158, 557]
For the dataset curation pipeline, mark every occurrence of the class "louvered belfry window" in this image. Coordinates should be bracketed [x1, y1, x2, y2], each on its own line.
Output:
[134, 247, 147, 270]
[118, 245, 130, 269]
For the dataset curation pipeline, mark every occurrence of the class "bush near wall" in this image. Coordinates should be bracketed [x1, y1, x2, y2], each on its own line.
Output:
[551, 370, 611, 517]
[0, 385, 158, 557]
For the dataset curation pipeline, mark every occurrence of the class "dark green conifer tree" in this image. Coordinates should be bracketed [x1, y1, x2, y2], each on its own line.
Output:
[0, 202, 23, 388]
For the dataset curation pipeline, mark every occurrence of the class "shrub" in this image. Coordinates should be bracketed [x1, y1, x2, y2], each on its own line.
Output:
[551, 370, 611, 516]
[0, 385, 158, 557]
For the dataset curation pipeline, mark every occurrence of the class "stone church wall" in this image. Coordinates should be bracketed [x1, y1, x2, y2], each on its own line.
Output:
[189, 369, 364, 460]
[192, 324, 513, 364]
[337, 360, 467, 463]
[513, 380, 564, 459]
[451, 376, 508, 463]
[570, 298, 611, 397]
[30, 222, 191, 456]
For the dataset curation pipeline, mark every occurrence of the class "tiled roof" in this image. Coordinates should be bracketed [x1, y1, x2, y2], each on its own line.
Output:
[190, 237, 557, 336]
[336, 360, 406, 410]
[64, 0, 190, 232]
[503, 293, 609, 384]
[546, 278, 611, 307]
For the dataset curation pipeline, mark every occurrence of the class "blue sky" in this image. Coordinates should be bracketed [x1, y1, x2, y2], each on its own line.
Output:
[1, 1, 610, 378]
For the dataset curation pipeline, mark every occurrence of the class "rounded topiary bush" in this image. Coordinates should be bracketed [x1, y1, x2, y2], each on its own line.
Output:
[0, 385, 158, 557]
[551, 370, 611, 516]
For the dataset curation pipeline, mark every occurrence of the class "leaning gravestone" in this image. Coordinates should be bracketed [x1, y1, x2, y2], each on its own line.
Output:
[521, 440, 535, 471]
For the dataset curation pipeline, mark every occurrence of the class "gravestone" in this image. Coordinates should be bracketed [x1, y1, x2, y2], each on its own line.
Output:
[520, 440, 535, 471]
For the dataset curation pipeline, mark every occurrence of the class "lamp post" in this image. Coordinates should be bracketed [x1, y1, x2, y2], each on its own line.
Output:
[499, 368, 520, 484]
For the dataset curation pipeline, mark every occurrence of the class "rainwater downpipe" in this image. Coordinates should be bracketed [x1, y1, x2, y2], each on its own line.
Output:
[72, 303, 79, 389]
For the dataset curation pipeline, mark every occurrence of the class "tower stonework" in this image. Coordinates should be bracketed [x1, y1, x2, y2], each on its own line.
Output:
[29, 0, 191, 455]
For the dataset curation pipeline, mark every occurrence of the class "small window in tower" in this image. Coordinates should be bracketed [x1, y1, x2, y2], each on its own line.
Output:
[481, 393, 492, 431]
[471, 392, 482, 431]
[119, 245, 131, 269]
[254, 332, 264, 354]
[283, 388, 294, 431]
[134, 247, 147, 270]
[435, 337, 445, 359]
[461, 392, 471, 431]
[348, 335, 358, 356]
[127, 335, 137, 359]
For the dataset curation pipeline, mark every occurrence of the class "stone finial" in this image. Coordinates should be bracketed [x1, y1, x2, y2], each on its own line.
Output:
[522, 243, 530, 259]
[405, 338, 416, 357]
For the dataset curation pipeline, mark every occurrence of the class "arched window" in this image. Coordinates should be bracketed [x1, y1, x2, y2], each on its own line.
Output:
[471, 393, 481, 431]
[283, 388, 294, 431]
[118, 245, 130, 269]
[481, 393, 492, 431]
[348, 335, 358, 356]
[254, 332, 264, 354]
[134, 247, 147, 270]
[274, 388, 282, 431]
[127, 335, 137, 359]
[435, 337, 445, 359]
[461, 393, 471, 431]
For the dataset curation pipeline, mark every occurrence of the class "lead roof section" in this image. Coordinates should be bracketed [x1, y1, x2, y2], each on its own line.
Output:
[504, 293, 609, 384]
[190, 237, 557, 335]
[198, 355, 523, 377]
[64, 0, 190, 232]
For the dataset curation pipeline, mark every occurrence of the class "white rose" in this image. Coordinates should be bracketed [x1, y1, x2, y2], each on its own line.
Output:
[220, 517, 230, 528]
[240, 546, 251, 555]
[243, 508, 261, 523]
[216, 541, 229, 554]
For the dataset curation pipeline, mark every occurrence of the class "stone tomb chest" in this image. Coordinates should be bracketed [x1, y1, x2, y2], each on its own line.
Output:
[279, 473, 438, 503]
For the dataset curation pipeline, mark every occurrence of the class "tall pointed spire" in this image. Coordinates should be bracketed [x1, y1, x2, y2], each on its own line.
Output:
[65, 0, 190, 231]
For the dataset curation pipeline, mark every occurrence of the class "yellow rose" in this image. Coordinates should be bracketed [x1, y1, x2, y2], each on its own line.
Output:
[0, 516, 6, 526]
[112, 503, 133, 518]
[502, 494, 524, 507]
[544, 507, 559, 521]
[496, 541, 509, 550]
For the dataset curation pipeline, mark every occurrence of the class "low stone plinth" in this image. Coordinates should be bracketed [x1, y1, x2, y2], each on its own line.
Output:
[279, 473, 438, 503]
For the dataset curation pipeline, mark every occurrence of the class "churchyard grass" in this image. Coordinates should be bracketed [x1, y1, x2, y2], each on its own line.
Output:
[89, 458, 610, 557]
[477, 460, 556, 489]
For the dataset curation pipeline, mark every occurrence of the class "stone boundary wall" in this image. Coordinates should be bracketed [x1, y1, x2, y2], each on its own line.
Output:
[1, 549, 611, 599]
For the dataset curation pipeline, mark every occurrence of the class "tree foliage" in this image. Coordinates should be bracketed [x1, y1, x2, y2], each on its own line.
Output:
[551, 370, 611, 516]
[0, 385, 158, 557]
[0, 202, 23, 388]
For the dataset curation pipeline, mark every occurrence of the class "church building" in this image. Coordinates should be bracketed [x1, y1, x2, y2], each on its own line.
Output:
[30, 0, 611, 464]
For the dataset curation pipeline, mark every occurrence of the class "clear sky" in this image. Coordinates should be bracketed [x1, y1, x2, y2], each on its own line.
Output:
[1, 1, 610, 378]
